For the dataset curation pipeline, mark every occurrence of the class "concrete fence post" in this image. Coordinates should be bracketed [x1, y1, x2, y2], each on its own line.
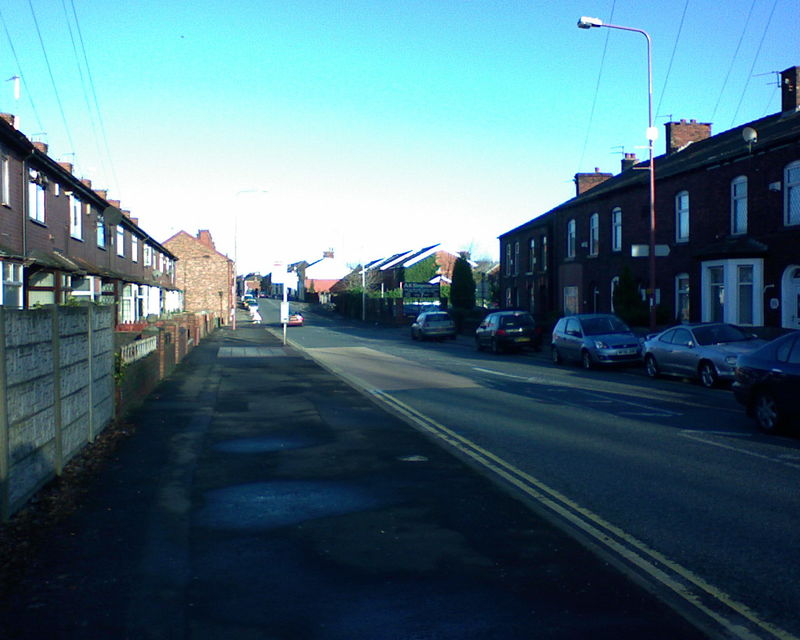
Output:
[0, 307, 9, 521]
[87, 304, 96, 443]
[51, 306, 63, 476]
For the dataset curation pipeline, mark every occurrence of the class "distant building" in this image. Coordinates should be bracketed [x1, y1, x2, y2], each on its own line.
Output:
[304, 250, 351, 302]
[163, 230, 233, 324]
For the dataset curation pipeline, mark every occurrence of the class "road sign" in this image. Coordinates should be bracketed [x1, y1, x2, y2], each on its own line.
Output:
[631, 244, 670, 257]
[403, 282, 440, 298]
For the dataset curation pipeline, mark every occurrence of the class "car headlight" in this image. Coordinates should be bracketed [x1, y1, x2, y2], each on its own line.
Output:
[594, 340, 609, 349]
[725, 355, 737, 366]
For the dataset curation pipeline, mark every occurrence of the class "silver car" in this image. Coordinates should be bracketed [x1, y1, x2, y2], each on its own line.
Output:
[643, 323, 766, 388]
[411, 311, 456, 341]
[551, 314, 642, 369]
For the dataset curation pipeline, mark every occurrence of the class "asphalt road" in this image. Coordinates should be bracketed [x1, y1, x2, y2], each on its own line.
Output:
[270, 299, 800, 640]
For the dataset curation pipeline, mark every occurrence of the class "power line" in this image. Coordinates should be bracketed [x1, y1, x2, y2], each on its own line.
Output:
[28, 0, 76, 152]
[710, 0, 756, 123]
[730, 0, 779, 127]
[655, 0, 689, 118]
[0, 5, 45, 131]
[68, 0, 121, 198]
[576, 0, 617, 174]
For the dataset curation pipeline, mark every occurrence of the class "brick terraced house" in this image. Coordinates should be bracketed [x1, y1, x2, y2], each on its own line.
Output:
[499, 65, 800, 332]
[163, 230, 234, 324]
[0, 113, 180, 323]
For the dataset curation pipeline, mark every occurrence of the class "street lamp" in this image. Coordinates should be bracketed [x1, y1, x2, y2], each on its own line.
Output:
[232, 189, 269, 330]
[578, 16, 658, 330]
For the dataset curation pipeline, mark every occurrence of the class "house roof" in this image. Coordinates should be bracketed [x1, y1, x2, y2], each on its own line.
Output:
[499, 109, 800, 239]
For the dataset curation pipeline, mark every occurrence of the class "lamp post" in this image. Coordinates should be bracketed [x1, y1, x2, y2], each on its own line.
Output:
[232, 189, 269, 330]
[578, 16, 657, 330]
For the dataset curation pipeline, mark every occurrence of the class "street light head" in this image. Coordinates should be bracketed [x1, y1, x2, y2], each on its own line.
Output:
[577, 16, 603, 29]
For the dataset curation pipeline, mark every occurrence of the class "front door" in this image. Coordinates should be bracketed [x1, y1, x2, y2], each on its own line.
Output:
[783, 266, 800, 329]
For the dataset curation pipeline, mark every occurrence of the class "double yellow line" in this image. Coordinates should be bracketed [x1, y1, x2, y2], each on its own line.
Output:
[372, 389, 796, 640]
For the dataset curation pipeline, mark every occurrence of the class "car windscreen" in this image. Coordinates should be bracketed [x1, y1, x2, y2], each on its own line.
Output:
[581, 316, 630, 336]
[500, 314, 534, 328]
[692, 324, 750, 345]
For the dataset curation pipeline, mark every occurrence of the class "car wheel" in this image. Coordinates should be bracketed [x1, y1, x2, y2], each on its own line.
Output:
[551, 346, 562, 364]
[754, 391, 783, 434]
[581, 350, 593, 370]
[645, 354, 659, 378]
[698, 361, 718, 388]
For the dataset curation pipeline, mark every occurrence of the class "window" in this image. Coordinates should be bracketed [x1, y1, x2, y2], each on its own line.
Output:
[69, 275, 98, 302]
[589, 213, 599, 256]
[528, 237, 536, 272]
[785, 161, 800, 226]
[541, 235, 548, 271]
[116, 226, 125, 257]
[567, 219, 576, 258]
[731, 176, 747, 235]
[505, 243, 511, 276]
[96, 213, 106, 248]
[611, 208, 622, 252]
[70, 195, 82, 239]
[1, 262, 23, 308]
[28, 171, 45, 223]
[675, 191, 690, 242]
[563, 285, 578, 315]
[27, 270, 56, 306]
[131, 236, 138, 262]
[702, 259, 763, 325]
[676, 273, 690, 323]
[0, 149, 9, 206]
[514, 242, 519, 276]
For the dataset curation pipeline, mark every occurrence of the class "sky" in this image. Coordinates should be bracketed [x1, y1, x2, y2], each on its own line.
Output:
[0, 0, 797, 275]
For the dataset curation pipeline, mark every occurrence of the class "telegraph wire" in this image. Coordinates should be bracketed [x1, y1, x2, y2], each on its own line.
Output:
[0, 5, 45, 132]
[28, 0, 76, 152]
[575, 0, 617, 174]
[710, 0, 756, 124]
[68, 0, 121, 198]
[654, 0, 689, 119]
[60, 0, 108, 182]
[730, 0, 779, 127]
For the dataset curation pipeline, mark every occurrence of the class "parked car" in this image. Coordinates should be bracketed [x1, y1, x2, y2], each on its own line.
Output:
[287, 312, 304, 327]
[643, 323, 765, 388]
[733, 331, 800, 433]
[475, 311, 539, 353]
[411, 311, 456, 341]
[552, 314, 641, 369]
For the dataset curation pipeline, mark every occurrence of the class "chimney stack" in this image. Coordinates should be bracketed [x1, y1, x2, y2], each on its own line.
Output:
[621, 153, 638, 172]
[58, 162, 74, 174]
[665, 119, 711, 155]
[81, 178, 92, 189]
[33, 141, 48, 154]
[323, 250, 334, 259]
[574, 168, 613, 196]
[0, 113, 17, 128]
[197, 230, 215, 249]
[781, 66, 799, 113]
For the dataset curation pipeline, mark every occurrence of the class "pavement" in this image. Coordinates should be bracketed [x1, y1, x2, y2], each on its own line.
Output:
[0, 311, 709, 639]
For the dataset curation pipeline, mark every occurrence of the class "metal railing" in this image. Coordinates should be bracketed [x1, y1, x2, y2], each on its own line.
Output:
[119, 335, 158, 364]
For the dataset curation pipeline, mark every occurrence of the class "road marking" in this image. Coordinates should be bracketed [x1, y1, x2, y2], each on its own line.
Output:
[372, 390, 796, 640]
[473, 367, 682, 417]
[679, 430, 800, 470]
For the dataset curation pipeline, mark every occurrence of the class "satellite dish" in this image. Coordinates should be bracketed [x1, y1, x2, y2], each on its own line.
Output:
[742, 127, 758, 144]
[103, 205, 123, 226]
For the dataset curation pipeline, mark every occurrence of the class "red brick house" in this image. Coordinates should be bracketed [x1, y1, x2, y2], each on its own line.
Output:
[499, 65, 800, 332]
[0, 113, 179, 324]
[163, 230, 234, 325]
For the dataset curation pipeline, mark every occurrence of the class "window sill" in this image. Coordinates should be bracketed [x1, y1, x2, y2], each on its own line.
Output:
[29, 218, 47, 227]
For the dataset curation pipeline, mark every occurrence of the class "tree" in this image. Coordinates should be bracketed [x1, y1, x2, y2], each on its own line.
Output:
[450, 253, 476, 310]
[612, 266, 649, 327]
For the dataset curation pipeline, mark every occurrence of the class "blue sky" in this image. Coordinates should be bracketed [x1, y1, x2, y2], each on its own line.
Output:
[0, 1, 797, 274]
